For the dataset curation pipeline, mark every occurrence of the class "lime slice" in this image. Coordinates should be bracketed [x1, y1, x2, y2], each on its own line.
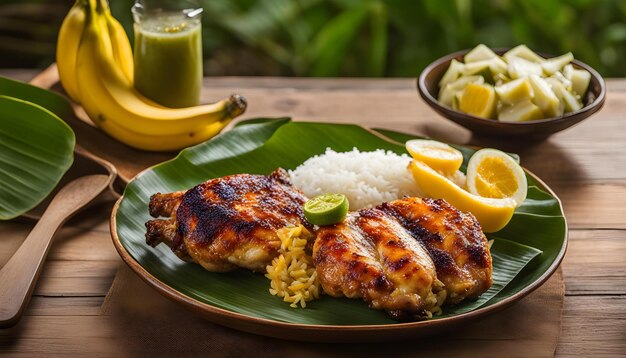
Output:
[304, 194, 349, 226]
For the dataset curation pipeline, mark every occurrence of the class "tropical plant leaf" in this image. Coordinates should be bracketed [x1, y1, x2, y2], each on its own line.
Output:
[0, 93, 74, 220]
[366, 1, 387, 77]
[115, 118, 565, 325]
[307, 4, 369, 76]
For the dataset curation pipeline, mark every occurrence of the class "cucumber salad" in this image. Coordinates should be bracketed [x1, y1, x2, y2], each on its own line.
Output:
[438, 44, 591, 122]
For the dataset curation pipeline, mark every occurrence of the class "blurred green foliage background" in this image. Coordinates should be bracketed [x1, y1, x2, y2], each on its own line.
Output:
[1, 0, 625, 77]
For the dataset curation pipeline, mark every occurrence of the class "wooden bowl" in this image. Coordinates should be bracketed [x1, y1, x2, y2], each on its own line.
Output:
[417, 48, 606, 139]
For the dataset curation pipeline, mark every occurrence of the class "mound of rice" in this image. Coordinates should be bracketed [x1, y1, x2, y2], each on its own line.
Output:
[289, 148, 423, 210]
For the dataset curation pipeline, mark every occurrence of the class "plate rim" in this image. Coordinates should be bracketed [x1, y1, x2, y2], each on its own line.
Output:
[109, 123, 568, 341]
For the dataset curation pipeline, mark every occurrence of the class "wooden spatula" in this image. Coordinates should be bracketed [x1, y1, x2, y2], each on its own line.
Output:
[0, 174, 112, 328]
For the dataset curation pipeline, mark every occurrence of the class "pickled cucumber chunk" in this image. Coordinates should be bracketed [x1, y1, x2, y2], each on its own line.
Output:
[439, 59, 464, 88]
[551, 70, 573, 90]
[548, 78, 582, 113]
[495, 78, 533, 105]
[528, 75, 562, 118]
[463, 57, 508, 78]
[503, 45, 544, 63]
[508, 57, 543, 79]
[541, 52, 574, 75]
[498, 100, 543, 122]
[464, 44, 499, 63]
[564, 64, 591, 96]
[571, 70, 591, 96]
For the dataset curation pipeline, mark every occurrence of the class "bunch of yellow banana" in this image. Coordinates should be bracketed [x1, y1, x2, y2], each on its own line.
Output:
[56, 0, 247, 151]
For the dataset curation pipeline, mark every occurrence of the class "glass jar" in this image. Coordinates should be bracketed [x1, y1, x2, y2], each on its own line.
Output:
[132, 0, 203, 108]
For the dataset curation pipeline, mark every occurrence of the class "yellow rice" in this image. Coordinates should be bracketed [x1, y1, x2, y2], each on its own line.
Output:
[265, 225, 320, 308]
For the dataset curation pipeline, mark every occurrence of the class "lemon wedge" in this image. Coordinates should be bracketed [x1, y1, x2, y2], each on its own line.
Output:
[409, 160, 516, 233]
[466, 149, 528, 206]
[405, 139, 464, 176]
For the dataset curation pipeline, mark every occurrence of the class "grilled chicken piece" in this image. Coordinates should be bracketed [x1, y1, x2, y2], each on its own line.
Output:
[314, 210, 444, 321]
[313, 197, 491, 320]
[379, 197, 492, 304]
[145, 168, 309, 272]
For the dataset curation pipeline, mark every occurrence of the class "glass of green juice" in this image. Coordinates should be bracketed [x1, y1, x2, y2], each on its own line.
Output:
[132, 0, 203, 108]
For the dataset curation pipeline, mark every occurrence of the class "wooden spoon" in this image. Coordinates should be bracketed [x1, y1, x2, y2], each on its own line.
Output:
[0, 174, 111, 328]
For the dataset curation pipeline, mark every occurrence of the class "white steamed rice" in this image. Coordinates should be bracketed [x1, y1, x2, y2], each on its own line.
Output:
[289, 148, 423, 210]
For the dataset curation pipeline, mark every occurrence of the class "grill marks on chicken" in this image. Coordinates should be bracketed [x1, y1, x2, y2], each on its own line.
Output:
[379, 197, 492, 304]
[313, 197, 492, 319]
[145, 169, 308, 272]
[314, 210, 444, 320]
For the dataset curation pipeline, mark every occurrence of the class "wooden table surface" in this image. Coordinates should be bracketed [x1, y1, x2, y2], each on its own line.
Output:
[1, 70, 625, 356]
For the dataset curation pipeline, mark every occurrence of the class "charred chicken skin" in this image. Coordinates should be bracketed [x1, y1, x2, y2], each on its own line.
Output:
[314, 209, 444, 320]
[145, 168, 309, 272]
[379, 197, 492, 304]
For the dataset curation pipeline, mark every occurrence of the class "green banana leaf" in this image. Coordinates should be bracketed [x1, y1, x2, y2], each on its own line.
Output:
[0, 93, 75, 220]
[115, 118, 565, 325]
[0, 76, 76, 122]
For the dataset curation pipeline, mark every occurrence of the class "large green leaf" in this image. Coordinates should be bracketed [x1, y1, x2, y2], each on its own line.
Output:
[0, 94, 75, 220]
[307, 4, 369, 76]
[366, 1, 388, 77]
[115, 118, 565, 325]
[0, 76, 76, 121]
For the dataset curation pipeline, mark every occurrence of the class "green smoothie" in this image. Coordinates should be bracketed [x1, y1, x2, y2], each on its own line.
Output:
[134, 14, 202, 108]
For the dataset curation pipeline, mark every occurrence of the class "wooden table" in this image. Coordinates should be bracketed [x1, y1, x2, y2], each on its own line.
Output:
[1, 70, 625, 356]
